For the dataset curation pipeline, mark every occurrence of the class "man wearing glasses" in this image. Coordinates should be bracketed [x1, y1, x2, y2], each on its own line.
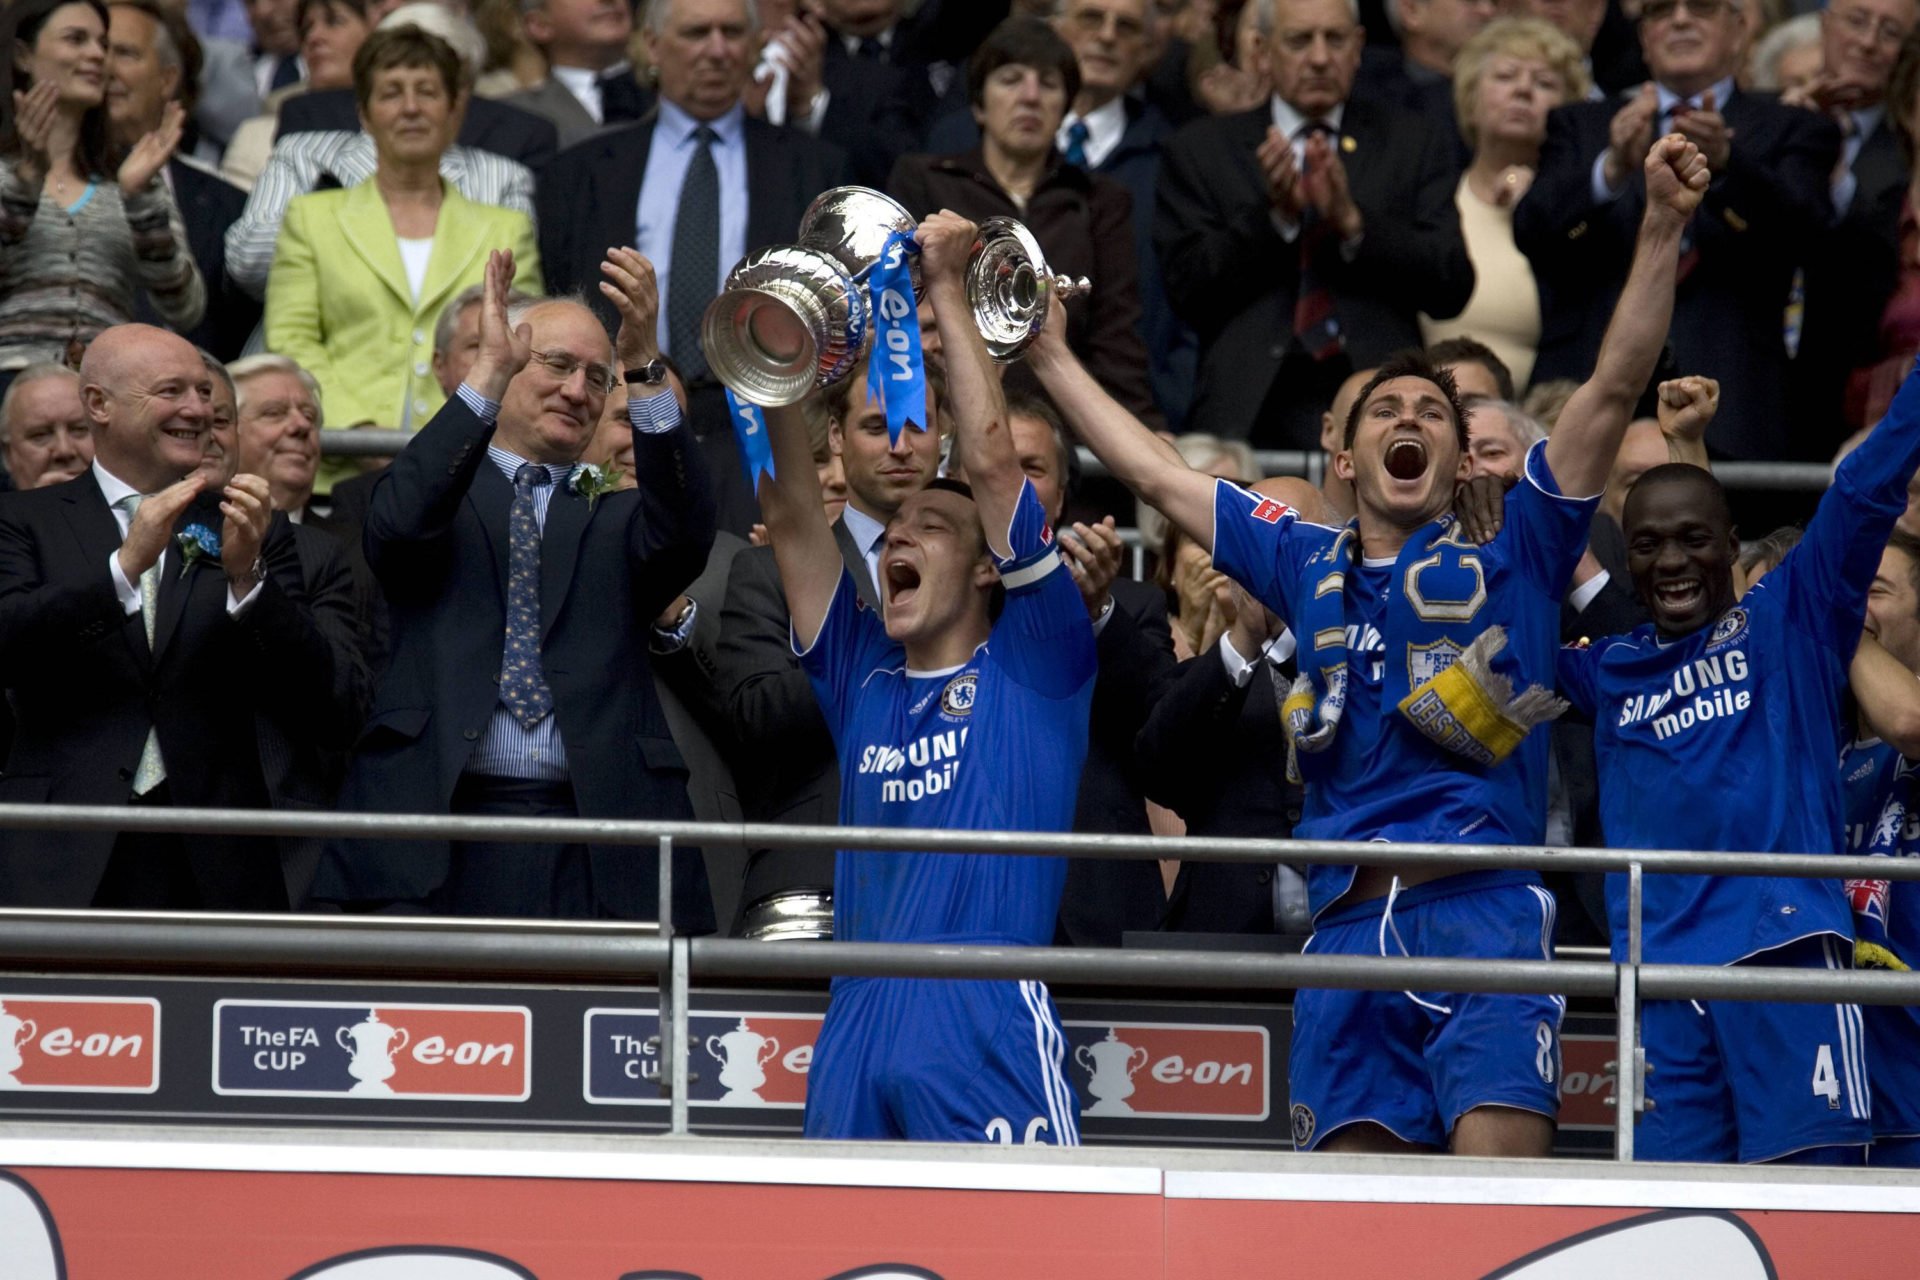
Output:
[314, 248, 719, 925]
[1515, 0, 1838, 461]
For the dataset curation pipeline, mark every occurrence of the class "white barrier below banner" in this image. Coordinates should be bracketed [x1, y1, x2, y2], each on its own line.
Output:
[4, 1126, 1920, 1277]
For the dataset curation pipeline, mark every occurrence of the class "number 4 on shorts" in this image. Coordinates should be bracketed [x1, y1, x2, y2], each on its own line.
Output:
[1813, 1044, 1842, 1110]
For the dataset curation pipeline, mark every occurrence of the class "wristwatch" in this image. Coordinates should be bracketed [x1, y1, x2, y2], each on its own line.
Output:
[624, 359, 668, 386]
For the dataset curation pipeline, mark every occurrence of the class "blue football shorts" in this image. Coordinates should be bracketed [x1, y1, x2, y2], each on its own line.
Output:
[1637, 935, 1871, 1164]
[1288, 869, 1563, 1151]
[803, 975, 1080, 1146]
[1866, 1001, 1920, 1159]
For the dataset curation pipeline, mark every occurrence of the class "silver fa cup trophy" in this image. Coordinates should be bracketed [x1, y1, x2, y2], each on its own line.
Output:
[701, 185, 1092, 407]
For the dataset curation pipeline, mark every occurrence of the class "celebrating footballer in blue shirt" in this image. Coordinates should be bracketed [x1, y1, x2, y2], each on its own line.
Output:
[755, 211, 1097, 1144]
[1558, 354, 1920, 1163]
[1029, 136, 1710, 1156]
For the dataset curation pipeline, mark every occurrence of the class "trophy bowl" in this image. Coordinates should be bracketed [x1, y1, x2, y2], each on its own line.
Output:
[967, 217, 1091, 363]
[797, 185, 922, 291]
[702, 244, 871, 407]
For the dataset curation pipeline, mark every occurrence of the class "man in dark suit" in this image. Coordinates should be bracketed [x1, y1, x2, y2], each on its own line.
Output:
[0, 325, 357, 910]
[536, 0, 845, 538]
[105, 0, 262, 361]
[818, 0, 1010, 147]
[315, 248, 717, 925]
[1789, 0, 1916, 452]
[1154, 0, 1473, 447]
[1514, 0, 1838, 461]
[506, 0, 652, 147]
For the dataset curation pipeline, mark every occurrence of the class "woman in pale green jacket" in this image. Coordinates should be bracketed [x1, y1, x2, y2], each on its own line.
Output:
[265, 24, 541, 493]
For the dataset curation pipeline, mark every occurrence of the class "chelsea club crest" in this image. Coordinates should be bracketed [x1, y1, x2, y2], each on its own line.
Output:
[1708, 608, 1749, 648]
[940, 673, 978, 718]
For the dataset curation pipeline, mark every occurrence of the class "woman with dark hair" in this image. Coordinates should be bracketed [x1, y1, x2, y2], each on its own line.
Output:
[220, 0, 373, 189]
[265, 25, 540, 492]
[886, 16, 1160, 425]
[0, 0, 202, 390]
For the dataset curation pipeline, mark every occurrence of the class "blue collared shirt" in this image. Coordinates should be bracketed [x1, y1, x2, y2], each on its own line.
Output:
[636, 99, 750, 361]
[453, 382, 687, 780]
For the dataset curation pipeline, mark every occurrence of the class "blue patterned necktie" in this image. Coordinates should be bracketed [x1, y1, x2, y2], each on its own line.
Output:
[667, 124, 720, 382]
[499, 464, 555, 729]
[1063, 119, 1090, 168]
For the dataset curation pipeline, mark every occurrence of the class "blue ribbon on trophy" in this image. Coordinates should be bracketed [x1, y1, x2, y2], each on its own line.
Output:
[863, 229, 927, 446]
[724, 387, 776, 482]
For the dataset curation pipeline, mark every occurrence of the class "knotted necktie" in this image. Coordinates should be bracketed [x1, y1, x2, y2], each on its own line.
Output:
[856, 36, 887, 62]
[118, 493, 166, 794]
[1291, 121, 1343, 362]
[499, 464, 555, 729]
[1063, 119, 1091, 168]
[667, 124, 720, 382]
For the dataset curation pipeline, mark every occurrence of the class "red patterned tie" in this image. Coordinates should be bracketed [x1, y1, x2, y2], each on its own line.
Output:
[1291, 122, 1343, 361]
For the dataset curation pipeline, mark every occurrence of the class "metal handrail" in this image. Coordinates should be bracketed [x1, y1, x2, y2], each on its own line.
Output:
[0, 804, 1907, 1161]
[317, 429, 1837, 492]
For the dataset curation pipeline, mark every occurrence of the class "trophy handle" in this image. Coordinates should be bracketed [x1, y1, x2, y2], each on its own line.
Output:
[1074, 1044, 1095, 1073]
[390, 1027, 410, 1056]
[758, 1036, 780, 1066]
[1128, 1046, 1149, 1074]
[16, 1019, 34, 1047]
[705, 1035, 725, 1061]
[335, 1026, 353, 1053]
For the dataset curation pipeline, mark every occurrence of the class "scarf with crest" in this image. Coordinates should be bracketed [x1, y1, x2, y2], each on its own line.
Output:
[1279, 514, 1568, 784]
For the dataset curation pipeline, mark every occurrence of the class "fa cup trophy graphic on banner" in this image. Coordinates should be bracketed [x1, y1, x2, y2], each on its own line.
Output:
[705, 1017, 781, 1106]
[338, 1008, 409, 1096]
[1076, 1028, 1150, 1116]
[0, 1002, 36, 1089]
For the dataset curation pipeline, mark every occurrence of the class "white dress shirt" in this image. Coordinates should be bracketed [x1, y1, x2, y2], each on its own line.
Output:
[95, 460, 261, 615]
[1058, 95, 1128, 170]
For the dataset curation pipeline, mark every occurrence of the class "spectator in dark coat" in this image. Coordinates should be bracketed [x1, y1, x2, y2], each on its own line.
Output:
[888, 18, 1161, 426]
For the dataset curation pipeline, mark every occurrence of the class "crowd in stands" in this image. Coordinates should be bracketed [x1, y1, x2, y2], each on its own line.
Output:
[6, 0, 1920, 1160]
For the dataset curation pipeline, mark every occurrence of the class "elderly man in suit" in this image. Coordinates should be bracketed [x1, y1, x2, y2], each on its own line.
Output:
[536, 0, 846, 538]
[0, 325, 359, 909]
[1154, 0, 1474, 447]
[106, 0, 262, 360]
[314, 248, 717, 925]
[1514, 0, 1838, 461]
[506, 0, 652, 146]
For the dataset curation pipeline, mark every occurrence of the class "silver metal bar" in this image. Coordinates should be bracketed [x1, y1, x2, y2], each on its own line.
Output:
[1614, 960, 1637, 1162]
[2, 804, 1918, 885]
[1628, 862, 1643, 968]
[670, 935, 691, 1136]
[654, 835, 675, 1105]
[319, 428, 409, 457]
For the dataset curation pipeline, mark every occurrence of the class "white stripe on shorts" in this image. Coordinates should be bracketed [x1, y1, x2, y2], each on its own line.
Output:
[1020, 980, 1079, 1146]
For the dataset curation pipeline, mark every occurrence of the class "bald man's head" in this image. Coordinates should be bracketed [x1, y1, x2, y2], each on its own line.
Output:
[80, 324, 218, 492]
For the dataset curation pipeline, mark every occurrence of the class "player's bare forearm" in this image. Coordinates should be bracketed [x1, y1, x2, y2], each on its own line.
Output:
[1548, 136, 1707, 496]
[925, 272, 1023, 555]
[759, 401, 842, 650]
[1853, 635, 1920, 758]
[1026, 324, 1217, 552]
[1545, 214, 1683, 496]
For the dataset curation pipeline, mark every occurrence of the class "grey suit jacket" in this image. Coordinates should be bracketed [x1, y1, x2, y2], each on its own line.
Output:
[504, 78, 604, 149]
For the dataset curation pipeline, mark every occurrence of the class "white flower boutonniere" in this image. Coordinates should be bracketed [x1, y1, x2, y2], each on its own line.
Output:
[570, 462, 623, 511]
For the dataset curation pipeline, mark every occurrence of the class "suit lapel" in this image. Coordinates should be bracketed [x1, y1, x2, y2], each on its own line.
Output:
[743, 118, 786, 250]
[539, 473, 590, 640]
[467, 457, 514, 599]
[416, 185, 488, 322]
[58, 476, 148, 665]
[338, 180, 415, 310]
[152, 492, 222, 660]
[599, 123, 653, 255]
[1855, 119, 1905, 210]
[833, 516, 882, 614]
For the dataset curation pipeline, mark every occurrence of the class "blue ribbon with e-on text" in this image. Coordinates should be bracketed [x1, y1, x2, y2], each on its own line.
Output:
[865, 230, 928, 447]
[725, 387, 775, 483]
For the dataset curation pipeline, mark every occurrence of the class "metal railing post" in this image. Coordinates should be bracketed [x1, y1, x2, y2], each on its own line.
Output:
[1612, 860, 1646, 1162]
[670, 935, 691, 1137]
[654, 834, 675, 1109]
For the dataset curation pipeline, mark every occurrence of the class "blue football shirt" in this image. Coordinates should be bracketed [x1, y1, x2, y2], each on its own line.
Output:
[1844, 737, 1902, 856]
[798, 480, 1097, 948]
[1210, 440, 1597, 919]
[1558, 392, 1920, 965]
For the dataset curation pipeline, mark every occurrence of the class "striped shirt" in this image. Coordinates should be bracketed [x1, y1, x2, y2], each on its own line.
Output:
[455, 381, 684, 780]
[0, 160, 204, 371]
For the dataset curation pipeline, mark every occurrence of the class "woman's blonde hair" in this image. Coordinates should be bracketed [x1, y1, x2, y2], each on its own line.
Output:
[1452, 17, 1591, 150]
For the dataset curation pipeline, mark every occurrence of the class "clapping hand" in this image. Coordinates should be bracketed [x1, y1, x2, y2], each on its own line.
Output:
[1061, 517, 1124, 620]
[117, 101, 184, 195]
[116, 474, 204, 582]
[600, 246, 661, 371]
[465, 248, 533, 402]
[1604, 84, 1658, 190]
[1301, 130, 1362, 241]
[219, 473, 272, 591]
[1668, 90, 1732, 172]
[9, 82, 59, 187]
[1258, 125, 1304, 222]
